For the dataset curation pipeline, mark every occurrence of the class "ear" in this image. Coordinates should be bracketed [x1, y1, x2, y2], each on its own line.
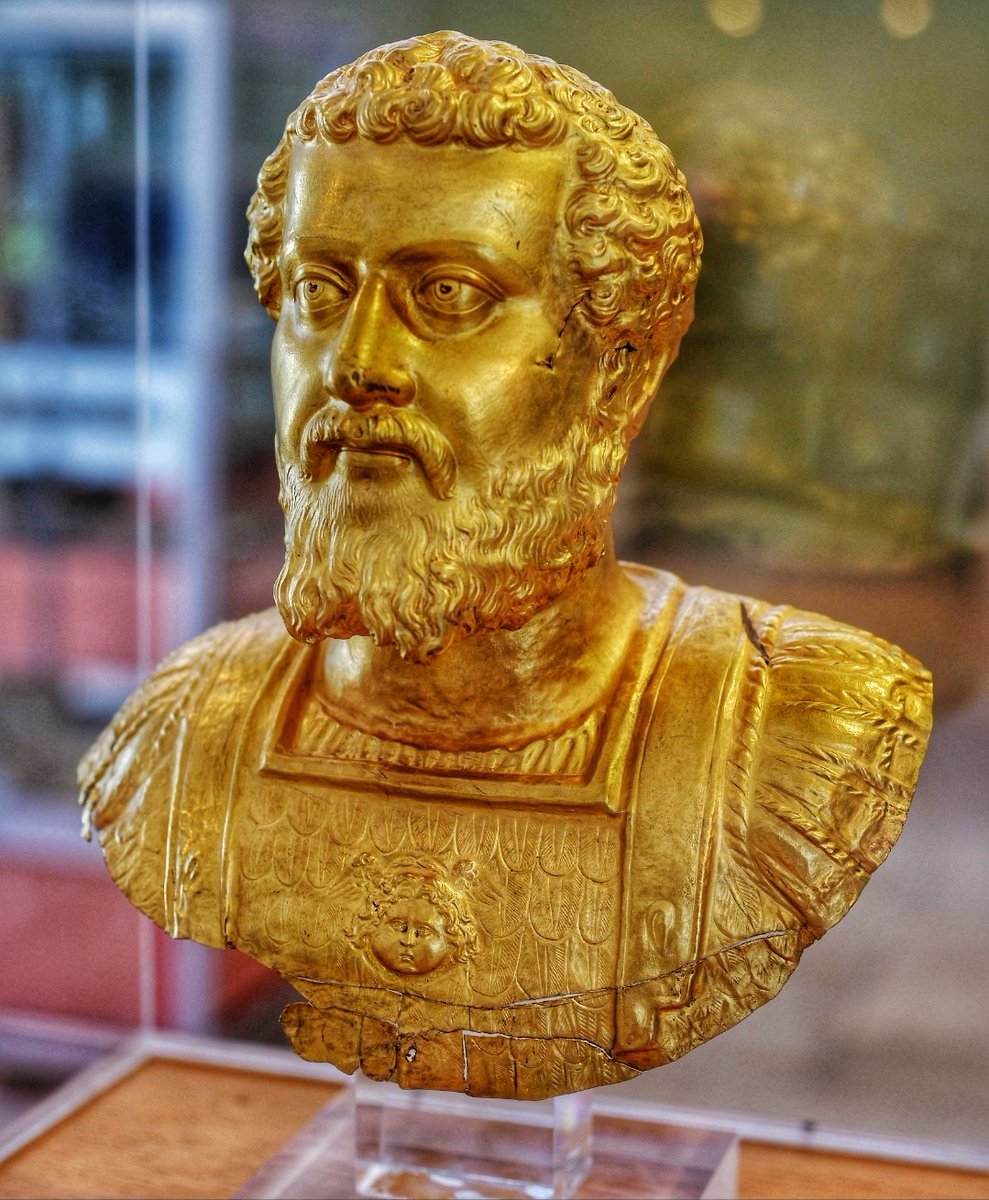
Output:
[599, 337, 676, 442]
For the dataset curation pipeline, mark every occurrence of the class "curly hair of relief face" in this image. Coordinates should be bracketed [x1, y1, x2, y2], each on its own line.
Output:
[245, 30, 702, 365]
[348, 872, 478, 965]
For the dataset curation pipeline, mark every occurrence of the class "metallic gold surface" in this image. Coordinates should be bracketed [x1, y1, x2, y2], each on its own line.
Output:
[79, 33, 932, 1100]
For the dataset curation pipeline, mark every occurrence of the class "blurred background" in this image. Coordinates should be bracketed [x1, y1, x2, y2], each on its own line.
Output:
[1, 0, 986, 1161]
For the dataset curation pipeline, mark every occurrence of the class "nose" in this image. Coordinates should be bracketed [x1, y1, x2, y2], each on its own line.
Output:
[327, 273, 416, 409]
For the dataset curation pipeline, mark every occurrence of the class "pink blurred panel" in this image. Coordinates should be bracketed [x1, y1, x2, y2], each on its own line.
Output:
[61, 544, 139, 663]
[0, 857, 280, 1029]
[214, 946, 279, 1025]
[227, 544, 283, 619]
[0, 542, 62, 676]
[60, 543, 179, 666]
[0, 860, 143, 1025]
[0, 541, 181, 676]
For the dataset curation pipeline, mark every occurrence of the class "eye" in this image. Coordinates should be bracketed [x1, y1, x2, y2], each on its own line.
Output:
[415, 269, 501, 324]
[293, 271, 349, 319]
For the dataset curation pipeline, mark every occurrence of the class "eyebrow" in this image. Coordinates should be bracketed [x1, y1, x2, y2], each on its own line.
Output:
[280, 236, 359, 270]
[281, 236, 534, 289]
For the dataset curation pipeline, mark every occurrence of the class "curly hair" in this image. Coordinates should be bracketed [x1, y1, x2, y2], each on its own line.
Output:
[245, 31, 701, 363]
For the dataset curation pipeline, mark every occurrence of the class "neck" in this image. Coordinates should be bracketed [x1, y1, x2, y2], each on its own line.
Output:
[317, 533, 645, 751]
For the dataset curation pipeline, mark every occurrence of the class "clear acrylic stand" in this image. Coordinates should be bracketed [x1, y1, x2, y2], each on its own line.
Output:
[354, 1080, 592, 1199]
[235, 1077, 739, 1200]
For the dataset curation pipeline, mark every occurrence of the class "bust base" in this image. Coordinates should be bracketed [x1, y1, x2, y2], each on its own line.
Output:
[236, 1077, 738, 1200]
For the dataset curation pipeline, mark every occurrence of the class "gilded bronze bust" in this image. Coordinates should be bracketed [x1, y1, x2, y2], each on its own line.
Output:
[80, 32, 932, 1101]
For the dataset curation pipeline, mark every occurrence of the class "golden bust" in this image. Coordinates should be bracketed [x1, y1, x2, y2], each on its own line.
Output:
[80, 33, 932, 1101]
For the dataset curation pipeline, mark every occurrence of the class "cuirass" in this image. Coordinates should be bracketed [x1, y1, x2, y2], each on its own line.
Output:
[196, 570, 702, 1093]
[81, 566, 930, 1098]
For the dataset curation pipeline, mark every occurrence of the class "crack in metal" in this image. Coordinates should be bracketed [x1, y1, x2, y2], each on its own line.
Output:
[288, 928, 796, 1011]
[535, 293, 586, 370]
[741, 603, 771, 664]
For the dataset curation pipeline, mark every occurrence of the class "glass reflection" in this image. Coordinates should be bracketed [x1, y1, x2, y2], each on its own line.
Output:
[638, 82, 987, 571]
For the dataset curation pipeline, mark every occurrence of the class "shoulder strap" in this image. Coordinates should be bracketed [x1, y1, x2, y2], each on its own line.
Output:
[620, 598, 932, 1068]
[745, 609, 932, 939]
[615, 584, 772, 1063]
[79, 610, 291, 944]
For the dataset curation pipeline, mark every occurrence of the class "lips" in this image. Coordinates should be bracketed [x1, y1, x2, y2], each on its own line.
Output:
[301, 407, 457, 500]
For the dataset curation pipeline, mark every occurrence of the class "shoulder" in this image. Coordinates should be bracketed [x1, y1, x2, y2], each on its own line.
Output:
[745, 604, 932, 937]
[79, 608, 288, 827]
[629, 570, 932, 938]
[617, 579, 931, 1063]
[78, 609, 291, 924]
[623, 562, 774, 662]
[629, 570, 932, 803]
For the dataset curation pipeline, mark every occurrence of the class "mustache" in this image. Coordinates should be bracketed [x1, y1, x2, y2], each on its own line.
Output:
[300, 407, 457, 500]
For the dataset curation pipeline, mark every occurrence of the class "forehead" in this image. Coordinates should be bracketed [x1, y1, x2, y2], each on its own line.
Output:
[282, 137, 571, 273]
[388, 895, 439, 918]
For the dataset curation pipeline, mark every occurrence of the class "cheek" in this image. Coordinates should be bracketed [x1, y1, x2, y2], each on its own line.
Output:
[425, 934, 449, 960]
[468, 367, 573, 450]
[371, 927, 393, 949]
[428, 309, 561, 421]
[272, 320, 324, 446]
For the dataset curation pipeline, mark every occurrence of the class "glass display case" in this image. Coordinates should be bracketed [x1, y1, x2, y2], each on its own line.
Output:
[1, 2, 986, 1195]
[0, 0, 239, 1068]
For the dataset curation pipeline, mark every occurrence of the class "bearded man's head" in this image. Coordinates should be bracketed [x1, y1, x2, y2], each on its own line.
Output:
[246, 32, 701, 661]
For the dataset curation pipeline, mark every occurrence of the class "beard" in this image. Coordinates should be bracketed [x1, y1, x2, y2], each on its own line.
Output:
[274, 412, 623, 663]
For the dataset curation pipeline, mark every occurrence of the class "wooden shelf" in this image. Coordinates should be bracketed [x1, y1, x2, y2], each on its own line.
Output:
[740, 1142, 987, 1200]
[0, 1046, 984, 1200]
[0, 1058, 337, 1200]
